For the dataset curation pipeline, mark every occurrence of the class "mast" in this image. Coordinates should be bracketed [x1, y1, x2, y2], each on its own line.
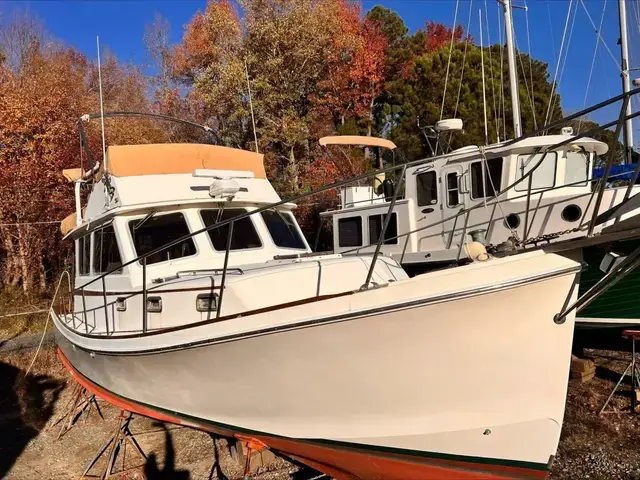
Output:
[618, 0, 634, 161]
[500, 0, 522, 138]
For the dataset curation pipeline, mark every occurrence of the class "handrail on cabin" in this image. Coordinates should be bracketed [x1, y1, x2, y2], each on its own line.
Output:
[60, 89, 640, 336]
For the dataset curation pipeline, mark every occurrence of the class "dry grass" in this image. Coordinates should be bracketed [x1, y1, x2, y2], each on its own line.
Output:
[0, 289, 51, 340]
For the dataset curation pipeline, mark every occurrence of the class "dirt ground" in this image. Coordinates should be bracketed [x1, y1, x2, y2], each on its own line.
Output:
[4, 344, 640, 479]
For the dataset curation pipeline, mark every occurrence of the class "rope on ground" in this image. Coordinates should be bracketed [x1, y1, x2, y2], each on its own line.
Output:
[0, 309, 49, 319]
[23, 271, 71, 378]
[0, 221, 62, 227]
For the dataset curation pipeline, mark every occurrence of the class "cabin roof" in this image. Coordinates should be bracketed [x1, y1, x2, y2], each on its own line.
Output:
[447, 135, 608, 163]
[104, 144, 267, 179]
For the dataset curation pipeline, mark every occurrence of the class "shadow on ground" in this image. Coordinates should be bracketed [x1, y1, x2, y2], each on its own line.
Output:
[144, 422, 190, 479]
[0, 357, 62, 478]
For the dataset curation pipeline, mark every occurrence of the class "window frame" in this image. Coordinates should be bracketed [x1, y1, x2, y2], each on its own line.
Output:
[338, 216, 363, 248]
[368, 212, 399, 245]
[445, 172, 461, 207]
[92, 223, 124, 275]
[198, 208, 264, 253]
[77, 235, 92, 277]
[470, 158, 504, 200]
[514, 152, 558, 192]
[416, 170, 439, 207]
[260, 210, 308, 251]
[128, 211, 198, 266]
[563, 151, 590, 187]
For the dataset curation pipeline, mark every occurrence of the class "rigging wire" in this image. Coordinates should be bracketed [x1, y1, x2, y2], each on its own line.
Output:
[549, 0, 579, 123]
[513, 30, 537, 130]
[440, 0, 461, 121]
[498, 7, 506, 139]
[579, 0, 621, 71]
[524, 0, 537, 130]
[544, 0, 575, 127]
[485, 0, 499, 142]
[453, 0, 473, 118]
[578, 0, 608, 133]
[547, 2, 558, 81]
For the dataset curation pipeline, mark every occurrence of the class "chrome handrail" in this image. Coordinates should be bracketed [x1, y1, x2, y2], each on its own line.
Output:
[60, 89, 640, 337]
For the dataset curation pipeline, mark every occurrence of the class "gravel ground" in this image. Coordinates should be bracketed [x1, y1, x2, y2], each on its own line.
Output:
[4, 345, 640, 479]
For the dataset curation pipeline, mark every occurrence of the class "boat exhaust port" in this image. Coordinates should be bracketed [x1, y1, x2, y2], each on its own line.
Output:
[196, 294, 218, 312]
[115, 297, 127, 312]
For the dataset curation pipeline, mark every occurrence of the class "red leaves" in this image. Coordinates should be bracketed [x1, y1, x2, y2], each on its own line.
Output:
[424, 21, 469, 54]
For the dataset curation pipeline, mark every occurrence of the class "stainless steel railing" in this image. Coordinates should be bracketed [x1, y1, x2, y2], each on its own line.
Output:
[54, 88, 640, 337]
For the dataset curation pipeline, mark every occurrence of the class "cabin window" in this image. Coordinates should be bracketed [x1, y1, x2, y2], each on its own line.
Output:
[515, 152, 557, 191]
[261, 211, 306, 249]
[417, 171, 438, 206]
[201, 209, 262, 251]
[78, 236, 91, 276]
[93, 225, 123, 274]
[338, 217, 362, 247]
[564, 151, 589, 187]
[129, 212, 196, 265]
[368, 213, 398, 245]
[470, 158, 503, 199]
[446, 172, 460, 206]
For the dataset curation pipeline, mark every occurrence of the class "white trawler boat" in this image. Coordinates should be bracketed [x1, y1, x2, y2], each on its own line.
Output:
[52, 112, 591, 480]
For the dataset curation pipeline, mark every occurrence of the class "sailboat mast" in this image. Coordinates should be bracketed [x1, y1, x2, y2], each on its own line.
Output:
[618, 0, 634, 161]
[501, 0, 522, 138]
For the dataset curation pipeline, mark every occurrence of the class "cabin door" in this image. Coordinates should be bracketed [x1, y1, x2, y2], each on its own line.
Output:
[440, 165, 467, 250]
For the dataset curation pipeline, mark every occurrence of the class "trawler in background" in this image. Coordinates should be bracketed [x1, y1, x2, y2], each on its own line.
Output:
[321, 121, 640, 330]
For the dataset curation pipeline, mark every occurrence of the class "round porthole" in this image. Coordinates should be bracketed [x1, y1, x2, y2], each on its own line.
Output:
[504, 213, 520, 230]
[561, 204, 582, 223]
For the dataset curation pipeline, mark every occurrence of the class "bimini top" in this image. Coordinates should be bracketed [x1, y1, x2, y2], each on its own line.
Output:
[104, 144, 267, 179]
[319, 136, 397, 150]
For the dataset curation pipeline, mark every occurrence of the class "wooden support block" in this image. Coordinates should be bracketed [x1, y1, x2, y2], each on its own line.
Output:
[571, 357, 595, 374]
[571, 369, 596, 382]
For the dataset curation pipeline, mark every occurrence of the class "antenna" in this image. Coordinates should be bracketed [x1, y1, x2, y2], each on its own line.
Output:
[245, 60, 259, 153]
[480, 9, 489, 145]
[97, 37, 107, 171]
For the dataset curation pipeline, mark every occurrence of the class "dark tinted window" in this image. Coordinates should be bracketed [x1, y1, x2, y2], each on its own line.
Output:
[368, 213, 398, 245]
[470, 158, 503, 199]
[261, 211, 306, 249]
[338, 217, 362, 247]
[93, 225, 122, 273]
[78, 236, 91, 275]
[446, 173, 460, 206]
[417, 171, 438, 206]
[201, 209, 262, 251]
[129, 213, 196, 265]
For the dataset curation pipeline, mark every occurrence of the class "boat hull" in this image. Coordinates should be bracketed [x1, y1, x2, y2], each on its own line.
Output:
[55, 258, 578, 480]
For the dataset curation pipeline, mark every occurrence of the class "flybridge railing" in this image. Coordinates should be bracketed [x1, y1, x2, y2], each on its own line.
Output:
[55, 88, 640, 336]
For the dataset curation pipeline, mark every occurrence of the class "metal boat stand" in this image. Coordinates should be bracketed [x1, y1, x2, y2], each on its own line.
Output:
[52, 381, 104, 440]
[600, 330, 640, 415]
[80, 410, 147, 479]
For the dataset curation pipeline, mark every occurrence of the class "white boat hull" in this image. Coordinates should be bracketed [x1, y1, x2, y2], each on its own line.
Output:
[54, 251, 580, 479]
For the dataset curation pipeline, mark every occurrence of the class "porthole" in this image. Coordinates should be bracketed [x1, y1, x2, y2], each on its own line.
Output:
[561, 204, 582, 223]
[504, 213, 520, 230]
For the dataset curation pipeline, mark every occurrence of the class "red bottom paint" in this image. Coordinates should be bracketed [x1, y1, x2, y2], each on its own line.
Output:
[58, 348, 549, 480]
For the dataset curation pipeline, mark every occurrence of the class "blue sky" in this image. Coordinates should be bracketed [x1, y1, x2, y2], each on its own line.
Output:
[1, 0, 639, 143]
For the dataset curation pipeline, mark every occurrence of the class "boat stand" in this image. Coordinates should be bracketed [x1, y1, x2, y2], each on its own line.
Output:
[600, 330, 640, 415]
[80, 410, 147, 479]
[52, 381, 104, 440]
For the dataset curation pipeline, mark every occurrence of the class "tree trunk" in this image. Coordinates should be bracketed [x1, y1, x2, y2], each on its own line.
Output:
[288, 146, 299, 194]
[16, 225, 31, 293]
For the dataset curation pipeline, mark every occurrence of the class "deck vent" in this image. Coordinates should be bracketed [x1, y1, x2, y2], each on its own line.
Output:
[115, 297, 126, 312]
[196, 293, 218, 312]
[147, 297, 162, 313]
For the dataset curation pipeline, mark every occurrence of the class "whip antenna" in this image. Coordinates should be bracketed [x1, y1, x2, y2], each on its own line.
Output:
[97, 36, 108, 171]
